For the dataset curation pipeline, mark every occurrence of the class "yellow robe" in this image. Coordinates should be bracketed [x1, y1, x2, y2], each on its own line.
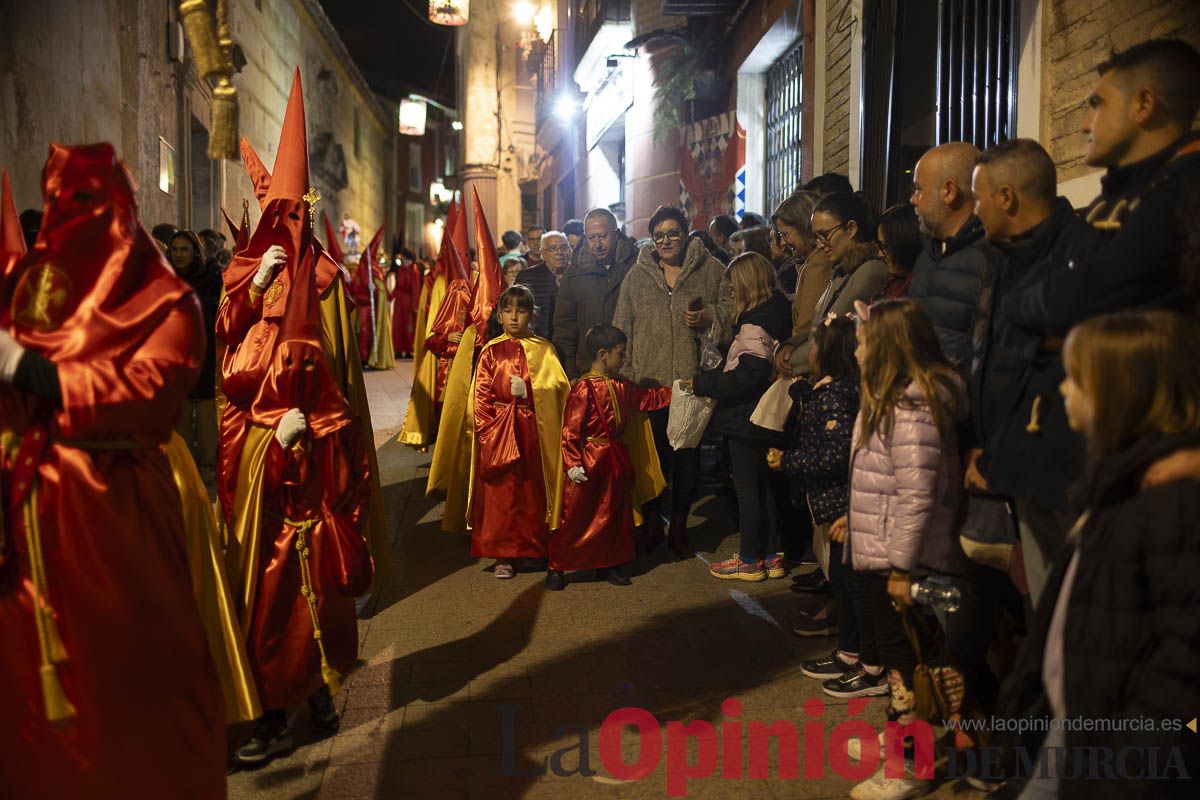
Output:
[426, 323, 477, 532]
[162, 432, 260, 722]
[398, 275, 446, 449]
[466, 334, 569, 531]
[368, 273, 395, 370]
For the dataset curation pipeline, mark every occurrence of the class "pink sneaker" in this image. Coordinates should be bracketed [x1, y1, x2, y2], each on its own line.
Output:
[708, 557, 767, 582]
[493, 561, 514, 579]
[765, 555, 786, 578]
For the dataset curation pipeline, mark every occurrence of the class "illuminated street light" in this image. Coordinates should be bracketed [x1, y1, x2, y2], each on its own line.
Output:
[513, 1, 536, 26]
[451, 120, 464, 131]
[554, 95, 579, 123]
[429, 0, 469, 26]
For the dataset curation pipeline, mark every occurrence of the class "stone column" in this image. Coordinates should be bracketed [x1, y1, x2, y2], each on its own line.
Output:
[458, 0, 500, 246]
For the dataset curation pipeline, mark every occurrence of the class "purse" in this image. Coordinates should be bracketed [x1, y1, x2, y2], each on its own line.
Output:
[902, 610, 989, 748]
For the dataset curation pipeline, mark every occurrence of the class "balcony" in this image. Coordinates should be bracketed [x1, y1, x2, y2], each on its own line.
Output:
[574, 0, 632, 66]
[532, 30, 558, 125]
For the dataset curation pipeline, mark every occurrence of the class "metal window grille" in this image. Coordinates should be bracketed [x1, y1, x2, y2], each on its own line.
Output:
[765, 39, 804, 215]
[937, 0, 1017, 146]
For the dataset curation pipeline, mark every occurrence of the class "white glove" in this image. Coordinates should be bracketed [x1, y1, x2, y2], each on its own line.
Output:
[567, 466, 588, 483]
[509, 375, 528, 399]
[275, 408, 306, 448]
[254, 245, 288, 289]
[0, 329, 25, 383]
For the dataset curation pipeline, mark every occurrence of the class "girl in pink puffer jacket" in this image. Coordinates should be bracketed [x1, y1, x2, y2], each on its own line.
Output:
[838, 298, 968, 799]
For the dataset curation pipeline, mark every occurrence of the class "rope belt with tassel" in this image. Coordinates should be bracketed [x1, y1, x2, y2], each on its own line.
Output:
[275, 514, 342, 695]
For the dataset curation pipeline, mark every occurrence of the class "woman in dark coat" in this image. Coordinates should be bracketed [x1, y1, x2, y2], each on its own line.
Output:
[169, 229, 221, 477]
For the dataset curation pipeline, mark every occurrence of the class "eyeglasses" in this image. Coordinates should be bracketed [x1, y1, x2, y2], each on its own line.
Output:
[813, 222, 847, 244]
[652, 229, 685, 244]
[543, 244, 570, 254]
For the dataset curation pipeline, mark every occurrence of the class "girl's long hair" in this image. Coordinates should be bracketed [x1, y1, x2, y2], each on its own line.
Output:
[1064, 310, 1200, 458]
[726, 252, 779, 319]
[857, 299, 958, 448]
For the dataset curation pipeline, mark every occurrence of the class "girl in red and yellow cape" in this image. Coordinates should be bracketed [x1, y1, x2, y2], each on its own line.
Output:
[469, 285, 569, 578]
[549, 324, 672, 590]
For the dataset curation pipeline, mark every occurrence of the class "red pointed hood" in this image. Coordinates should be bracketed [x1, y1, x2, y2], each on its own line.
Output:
[470, 188, 504, 340]
[265, 69, 309, 205]
[323, 213, 345, 265]
[2, 169, 26, 256]
[431, 197, 458, 281]
[221, 207, 240, 242]
[366, 225, 385, 280]
[239, 137, 271, 210]
[450, 194, 469, 279]
[1, 143, 191, 366]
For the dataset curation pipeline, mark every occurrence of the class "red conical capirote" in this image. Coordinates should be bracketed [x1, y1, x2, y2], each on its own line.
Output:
[239, 137, 271, 209]
[431, 197, 458, 281]
[323, 213, 345, 265]
[221, 207, 239, 241]
[1, 169, 26, 256]
[470, 188, 504, 341]
[450, 193, 469, 278]
[265, 68, 310, 204]
[366, 225, 385, 280]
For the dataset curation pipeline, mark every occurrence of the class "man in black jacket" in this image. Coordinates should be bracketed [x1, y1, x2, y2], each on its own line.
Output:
[1001, 39, 1200, 335]
[908, 141, 988, 374]
[553, 208, 638, 379]
[969, 139, 1099, 606]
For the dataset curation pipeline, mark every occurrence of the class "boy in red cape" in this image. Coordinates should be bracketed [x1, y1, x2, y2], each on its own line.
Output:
[0, 144, 224, 796]
[550, 324, 672, 589]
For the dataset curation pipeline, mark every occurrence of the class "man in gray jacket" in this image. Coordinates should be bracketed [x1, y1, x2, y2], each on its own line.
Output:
[553, 208, 639, 379]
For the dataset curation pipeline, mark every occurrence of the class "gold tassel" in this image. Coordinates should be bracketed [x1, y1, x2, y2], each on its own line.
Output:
[1026, 395, 1043, 434]
[208, 78, 239, 160]
[292, 520, 343, 695]
[40, 664, 77, 722]
[178, 0, 224, 79]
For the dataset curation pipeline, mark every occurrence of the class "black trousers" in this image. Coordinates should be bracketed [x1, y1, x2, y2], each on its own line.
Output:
[646, 407, 701, 518]
[727, 436, 779, 562]
[937, 566, 1018, 711]
[827, 542, 860, 655]
[771, 471, 813, 561]
[862, 571, 938, 688]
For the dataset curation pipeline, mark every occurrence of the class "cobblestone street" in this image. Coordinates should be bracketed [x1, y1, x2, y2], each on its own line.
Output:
[227, 362, 985, 800]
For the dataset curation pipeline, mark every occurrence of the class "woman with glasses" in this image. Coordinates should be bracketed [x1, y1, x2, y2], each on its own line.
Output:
[776, 192, 889, 380]
[613, 205, 731, 558]
[771, 191, 833, 375]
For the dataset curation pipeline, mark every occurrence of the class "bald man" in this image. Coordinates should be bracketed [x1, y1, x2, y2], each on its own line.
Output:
[907, 141, 989, 373]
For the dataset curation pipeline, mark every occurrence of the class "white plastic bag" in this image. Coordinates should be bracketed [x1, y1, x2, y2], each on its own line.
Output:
[667, 379, 716, 450]
[749, 375, 798, 432]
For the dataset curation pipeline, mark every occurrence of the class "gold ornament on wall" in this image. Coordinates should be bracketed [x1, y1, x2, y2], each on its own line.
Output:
[178, 0, 241, 159]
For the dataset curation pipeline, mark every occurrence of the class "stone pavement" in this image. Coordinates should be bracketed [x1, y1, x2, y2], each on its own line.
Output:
[227, 361, 988, 800]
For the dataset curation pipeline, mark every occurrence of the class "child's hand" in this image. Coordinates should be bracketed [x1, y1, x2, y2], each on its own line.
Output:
[509, 375, 528, 398]
[567, 466, 587, 483]
[766, 448, 783, 470]
[449, 331, 463, 344]
[829, 515, 847, 543]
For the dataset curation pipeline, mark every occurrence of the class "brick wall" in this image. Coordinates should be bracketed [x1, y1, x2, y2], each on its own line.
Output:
[823, 0, 855, 177]
[1043, 0, 1200, 181]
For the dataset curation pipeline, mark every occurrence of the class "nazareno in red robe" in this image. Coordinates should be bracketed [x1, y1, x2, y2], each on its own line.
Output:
[552, 375, 672, 571]
[0, 143, 225, 798]
[351, 260, 374, 365]
[392, 260, 420, 355]
[425, 277, 473, 407]
[471, 337, 551, 559]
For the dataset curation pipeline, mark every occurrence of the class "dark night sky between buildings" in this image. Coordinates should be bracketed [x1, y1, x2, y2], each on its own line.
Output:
[319, 0, 456, 106]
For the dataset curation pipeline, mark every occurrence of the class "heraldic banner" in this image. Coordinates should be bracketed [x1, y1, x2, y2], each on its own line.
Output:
[678, 111, 747, 230]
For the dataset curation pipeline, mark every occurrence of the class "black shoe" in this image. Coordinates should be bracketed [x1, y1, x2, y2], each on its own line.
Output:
[821, 664, 888, 698]
[597, 567, 631, 587]
[308, 686, 340, 733]
[545, 570, 565, 591]
[233, 716, 294, 767]
[800, 649, 858, 679]
[789, 569, 830, 593]
[790, 604, 838, 637]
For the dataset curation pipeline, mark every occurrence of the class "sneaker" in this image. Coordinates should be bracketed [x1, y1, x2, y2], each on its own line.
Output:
[708, 557, 767, 582]
[849, 762, 932, 799]
[789, 603, 838, 637]
[765, 555, 787, 579]
[545, 570, 565, 591]
[233, 718, 294, 767]
[494, 561, 514, 579]
[790, 569, 831, 593]
[308, 686, 340, 733]
[845, 730, 885, 761]
[822, 664, 889, 698]
[800, 649, 858, 679]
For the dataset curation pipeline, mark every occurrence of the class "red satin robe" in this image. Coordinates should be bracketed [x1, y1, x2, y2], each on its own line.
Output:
[553, 376, 672, 571]
[471, 338, 548, 559]
[425, 278, 473, 407]
[392, 262, 419, 355]
[247, 425, 370, 709]
[0, 301, 225, 798]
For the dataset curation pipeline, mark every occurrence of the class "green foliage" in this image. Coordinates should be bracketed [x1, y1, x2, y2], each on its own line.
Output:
[652, 42, 704, 143]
